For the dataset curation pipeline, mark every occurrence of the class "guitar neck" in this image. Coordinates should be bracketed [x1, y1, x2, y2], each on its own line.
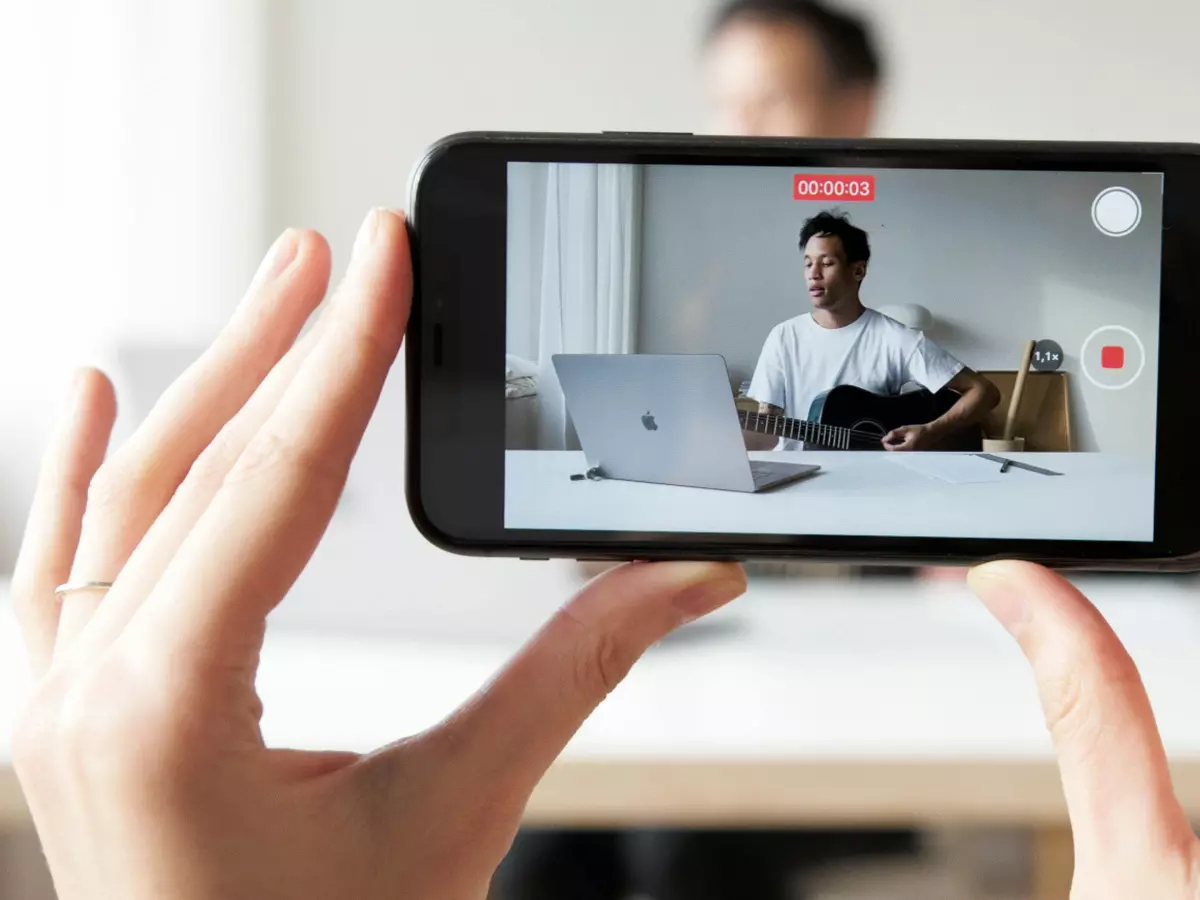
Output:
[738, 409, 854, 450]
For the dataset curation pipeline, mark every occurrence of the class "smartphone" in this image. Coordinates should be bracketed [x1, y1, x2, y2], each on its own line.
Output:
[404, 131, 1200, 571]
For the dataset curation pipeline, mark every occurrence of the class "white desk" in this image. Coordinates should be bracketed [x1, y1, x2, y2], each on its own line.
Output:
[505, 451, 1155, 542]
[5, 572, 1200, 826]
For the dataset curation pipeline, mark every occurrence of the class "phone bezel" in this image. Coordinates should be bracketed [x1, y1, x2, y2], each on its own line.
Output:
[405, 132, 1200, 571]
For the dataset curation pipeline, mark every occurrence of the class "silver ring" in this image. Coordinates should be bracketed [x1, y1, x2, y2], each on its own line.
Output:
[53, 580, 114, 599]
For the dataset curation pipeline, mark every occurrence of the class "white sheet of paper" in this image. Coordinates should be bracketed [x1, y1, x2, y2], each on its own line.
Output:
[885, 453, 1008, 484]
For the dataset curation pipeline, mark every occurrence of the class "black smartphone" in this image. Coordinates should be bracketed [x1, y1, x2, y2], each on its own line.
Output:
[405, 131, 1200, 571]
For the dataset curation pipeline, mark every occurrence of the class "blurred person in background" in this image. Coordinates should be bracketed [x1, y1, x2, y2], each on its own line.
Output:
[705, 0, 881, 137]
[493, 3, 922, 899]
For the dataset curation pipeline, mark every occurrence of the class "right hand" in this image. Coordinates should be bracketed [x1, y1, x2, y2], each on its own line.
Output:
[968, 561, 1199, 898]
[881, 423, 933, 451]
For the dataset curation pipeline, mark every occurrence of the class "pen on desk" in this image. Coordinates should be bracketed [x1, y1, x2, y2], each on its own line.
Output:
[1000, 459, 1012, 473]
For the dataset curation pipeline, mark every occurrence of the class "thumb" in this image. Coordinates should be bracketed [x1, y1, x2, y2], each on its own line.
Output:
[434, 561, 745, 805]
[968, 560, 1195, 881]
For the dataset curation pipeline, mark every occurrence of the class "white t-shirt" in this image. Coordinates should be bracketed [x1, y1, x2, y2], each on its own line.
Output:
[746, 308, 964, 450]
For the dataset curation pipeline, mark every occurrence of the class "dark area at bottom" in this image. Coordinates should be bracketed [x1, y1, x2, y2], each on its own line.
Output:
[490, 827, 920, 900]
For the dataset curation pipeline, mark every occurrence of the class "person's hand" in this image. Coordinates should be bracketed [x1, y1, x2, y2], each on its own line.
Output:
[9, 207, 748, 900]
[968, 560, 1199, 898]
[882, 423, 933, 451]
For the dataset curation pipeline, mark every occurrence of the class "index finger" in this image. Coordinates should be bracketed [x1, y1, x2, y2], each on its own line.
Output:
[126, 209, 411, 663]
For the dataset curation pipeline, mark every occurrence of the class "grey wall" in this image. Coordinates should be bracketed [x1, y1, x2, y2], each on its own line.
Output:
[637, 165, 1163, 455]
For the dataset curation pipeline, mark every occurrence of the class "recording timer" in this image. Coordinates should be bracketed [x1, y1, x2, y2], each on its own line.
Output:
[793, 173, 876, 202]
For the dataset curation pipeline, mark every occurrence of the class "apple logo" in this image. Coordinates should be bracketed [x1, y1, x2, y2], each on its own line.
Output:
[641, 410, 658, 431]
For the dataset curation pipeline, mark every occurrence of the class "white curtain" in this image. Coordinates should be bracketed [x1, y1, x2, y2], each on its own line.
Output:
[533, 163, 642, 450]
[0, 0, 267, 572]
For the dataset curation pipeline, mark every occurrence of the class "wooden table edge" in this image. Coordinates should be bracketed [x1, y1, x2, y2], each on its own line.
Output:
[5, 758, 1200, 829]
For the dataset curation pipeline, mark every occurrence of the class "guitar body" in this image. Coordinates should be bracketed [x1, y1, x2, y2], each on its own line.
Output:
[807, 385, 982, 451]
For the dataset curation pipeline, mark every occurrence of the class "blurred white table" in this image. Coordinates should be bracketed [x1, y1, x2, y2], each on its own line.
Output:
[504, 451, 1156, 542]
[5, 572, 1200, 832]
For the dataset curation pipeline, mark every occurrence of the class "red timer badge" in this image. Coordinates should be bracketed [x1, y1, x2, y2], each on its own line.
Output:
[793, 174, 875, 202]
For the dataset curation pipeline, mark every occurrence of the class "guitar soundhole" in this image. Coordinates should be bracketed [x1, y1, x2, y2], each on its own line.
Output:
[850, 419, 887, 438]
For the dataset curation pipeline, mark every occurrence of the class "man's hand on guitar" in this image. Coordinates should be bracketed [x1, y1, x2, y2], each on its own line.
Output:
[882, 423, 934, 451]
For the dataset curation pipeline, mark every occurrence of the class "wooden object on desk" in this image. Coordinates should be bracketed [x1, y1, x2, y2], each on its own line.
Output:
[983, 437, 1026, 453]
[1003, 340, 1037, 441]
[979, 371, 1072, 452]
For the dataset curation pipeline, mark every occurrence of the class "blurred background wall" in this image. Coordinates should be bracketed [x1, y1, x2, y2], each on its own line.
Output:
[3, 0, 1200, 633]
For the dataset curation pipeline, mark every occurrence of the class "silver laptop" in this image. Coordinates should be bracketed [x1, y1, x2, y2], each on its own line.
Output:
[551, 353, 820, 493]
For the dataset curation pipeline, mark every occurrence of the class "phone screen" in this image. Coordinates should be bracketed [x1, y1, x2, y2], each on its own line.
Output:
[502, 161, 1163, 544]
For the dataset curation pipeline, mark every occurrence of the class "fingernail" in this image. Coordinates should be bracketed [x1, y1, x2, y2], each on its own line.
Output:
[352, 207, 389, 260]
[255, 229, 300, 283]
[672, 577, 746, 621]
[969, 566, 1031, 636]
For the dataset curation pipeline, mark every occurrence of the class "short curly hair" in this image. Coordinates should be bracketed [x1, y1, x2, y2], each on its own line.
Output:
[799, 210, 870, 263]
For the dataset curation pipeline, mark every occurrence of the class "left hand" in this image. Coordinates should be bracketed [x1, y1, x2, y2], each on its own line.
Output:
[9, 208, 748, 900]
[882, 423, 934, 451]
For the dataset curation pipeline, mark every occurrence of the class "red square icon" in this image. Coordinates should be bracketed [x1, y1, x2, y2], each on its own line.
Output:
[1101, 345, 1125, 369]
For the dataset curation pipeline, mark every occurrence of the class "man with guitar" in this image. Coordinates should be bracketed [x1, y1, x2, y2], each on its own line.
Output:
[746, 210, 1000, 451]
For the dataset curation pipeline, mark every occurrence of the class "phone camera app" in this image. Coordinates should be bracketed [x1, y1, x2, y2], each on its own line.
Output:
[1081, 325, 1145, 390]
[1092, 186, 1142, 237]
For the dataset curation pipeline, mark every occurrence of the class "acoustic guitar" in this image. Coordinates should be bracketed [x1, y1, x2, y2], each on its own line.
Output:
[738, 384, 982, 451]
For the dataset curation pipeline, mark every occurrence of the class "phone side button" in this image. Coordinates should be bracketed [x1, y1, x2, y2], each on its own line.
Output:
[600, 130, 694, 137]
[520, 557, 548, 561]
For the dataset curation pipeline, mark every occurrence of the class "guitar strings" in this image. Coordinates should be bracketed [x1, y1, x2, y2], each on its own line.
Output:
[741, 414, 892, 447]
[751, 423, 885, 446]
